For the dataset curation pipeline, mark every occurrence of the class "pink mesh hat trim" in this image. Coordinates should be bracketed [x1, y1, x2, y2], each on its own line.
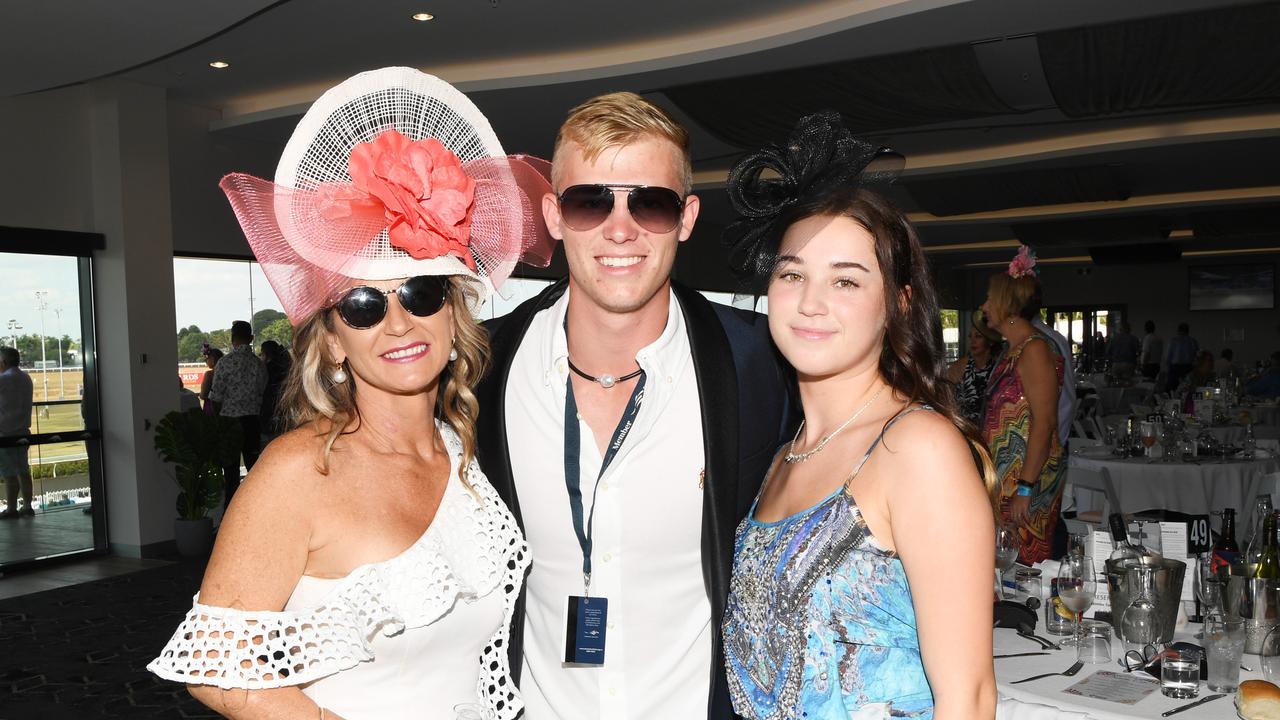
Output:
[220, 154, 555, 325]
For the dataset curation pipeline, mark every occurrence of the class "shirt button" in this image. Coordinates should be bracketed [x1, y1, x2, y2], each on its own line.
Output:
[667, 376, 673, 384]
[607, 622, 615, 630]
[608, 688, 617, 697]
[600, 483, 609, 492]
[603, 552, 613, 562]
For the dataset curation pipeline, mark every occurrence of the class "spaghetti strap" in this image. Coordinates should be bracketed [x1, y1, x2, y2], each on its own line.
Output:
[843, 404, 934, 491]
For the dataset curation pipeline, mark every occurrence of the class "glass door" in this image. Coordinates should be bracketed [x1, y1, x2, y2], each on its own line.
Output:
[0, 250, 104, 567]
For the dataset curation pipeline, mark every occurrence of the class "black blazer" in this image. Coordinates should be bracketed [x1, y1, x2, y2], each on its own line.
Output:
[476, 278, 793, 719]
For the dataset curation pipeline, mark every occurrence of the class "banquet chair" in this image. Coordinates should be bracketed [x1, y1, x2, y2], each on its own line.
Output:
[1069, 466, 1119, 524]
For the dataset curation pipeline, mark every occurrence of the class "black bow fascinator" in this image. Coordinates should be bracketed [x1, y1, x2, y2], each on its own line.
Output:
[723, 111, 899, 285]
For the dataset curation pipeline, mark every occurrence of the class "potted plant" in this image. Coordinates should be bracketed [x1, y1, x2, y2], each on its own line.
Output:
[154, 408, 242, 557]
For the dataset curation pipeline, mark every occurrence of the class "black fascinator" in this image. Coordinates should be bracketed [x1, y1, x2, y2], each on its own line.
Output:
[723, 111, 899, 284]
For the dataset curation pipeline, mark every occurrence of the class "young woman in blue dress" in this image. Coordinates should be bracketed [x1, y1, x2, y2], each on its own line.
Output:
[720, 112, 999, 720]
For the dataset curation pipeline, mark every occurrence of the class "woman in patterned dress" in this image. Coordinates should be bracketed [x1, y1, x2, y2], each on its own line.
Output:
[980, 257, 1065, 565]
[148, 68, 553, 719]
[945, 311, 1004, 426]
[720, 112, 998, 720]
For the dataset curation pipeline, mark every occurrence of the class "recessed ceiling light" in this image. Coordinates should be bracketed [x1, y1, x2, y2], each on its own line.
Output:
[209, 60, 230, 69]
[411, 12, 434, 21]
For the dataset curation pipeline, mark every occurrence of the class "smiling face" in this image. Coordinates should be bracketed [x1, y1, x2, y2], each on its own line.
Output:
[324, 277, 456, 397]
[767, 215, 888, 381]
[543, 136, 699, 317]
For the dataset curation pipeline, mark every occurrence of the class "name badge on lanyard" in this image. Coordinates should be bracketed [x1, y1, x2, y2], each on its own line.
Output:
[562, 371, 645, 666]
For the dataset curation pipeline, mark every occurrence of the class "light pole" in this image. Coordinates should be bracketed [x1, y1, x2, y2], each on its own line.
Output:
[54, 307, 65, 398]
[34, 290, 48, 401]
[5, 319, 19, 348]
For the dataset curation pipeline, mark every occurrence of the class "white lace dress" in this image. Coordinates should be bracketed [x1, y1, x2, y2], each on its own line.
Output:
[148, 422, 530, 720]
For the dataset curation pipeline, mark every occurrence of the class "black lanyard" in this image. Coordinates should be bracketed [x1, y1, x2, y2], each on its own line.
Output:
[563, 371, 646, 595]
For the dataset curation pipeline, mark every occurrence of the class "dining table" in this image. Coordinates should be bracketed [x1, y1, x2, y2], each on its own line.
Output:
[1067, 450, 1280, 522]
[995, 625, 1257, 719]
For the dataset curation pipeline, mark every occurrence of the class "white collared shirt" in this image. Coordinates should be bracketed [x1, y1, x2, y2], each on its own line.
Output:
[506, 288, 709, 720]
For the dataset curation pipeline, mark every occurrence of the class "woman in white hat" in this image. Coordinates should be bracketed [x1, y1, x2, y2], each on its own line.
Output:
[149, 67, 554, 720]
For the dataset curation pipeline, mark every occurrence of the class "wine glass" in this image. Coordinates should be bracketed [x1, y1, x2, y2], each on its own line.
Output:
[1057, 555, 1097, 648]
[1140, 421, 1157, 458]
[1192, 554, 1225, 638]
[995, 525, 1021, 600]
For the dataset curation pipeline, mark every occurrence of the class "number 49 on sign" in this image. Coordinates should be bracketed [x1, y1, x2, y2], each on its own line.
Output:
[1186, 515, 1212, 554]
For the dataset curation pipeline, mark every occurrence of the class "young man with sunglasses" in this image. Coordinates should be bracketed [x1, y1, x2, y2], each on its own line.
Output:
[477, 93, 791, 719]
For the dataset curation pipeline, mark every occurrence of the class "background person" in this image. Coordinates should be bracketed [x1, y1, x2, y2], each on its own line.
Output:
[198, 345, 223, 416]
[1106, 320, 1140, 380]
[720, 112, 996, 719]
[1164, 321, 1199, 392]
[946, 310, 1003, 427]
[149, 66, 550, 720]
[258, 339, 292, 441]
[1140, 320, 1163, 381]
[981, 248, 1065, 565]
[0, 347, 35, 519]
[208, 320, 267, 509]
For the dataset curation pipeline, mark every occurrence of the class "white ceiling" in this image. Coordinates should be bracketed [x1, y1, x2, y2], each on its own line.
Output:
[3, 0, 1277, 269]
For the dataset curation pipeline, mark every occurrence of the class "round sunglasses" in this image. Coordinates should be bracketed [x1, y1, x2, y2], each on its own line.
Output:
[557, 184, 685, 234]
[332, 275, 450, 329]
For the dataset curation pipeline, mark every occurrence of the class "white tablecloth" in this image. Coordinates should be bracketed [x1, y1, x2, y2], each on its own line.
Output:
[995, 626, 1257, 719]
[1068, 453, 1280, 519]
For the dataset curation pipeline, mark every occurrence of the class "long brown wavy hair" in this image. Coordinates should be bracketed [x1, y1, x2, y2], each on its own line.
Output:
[276, 277, 491, 491]
[780, 187, 1000, 513]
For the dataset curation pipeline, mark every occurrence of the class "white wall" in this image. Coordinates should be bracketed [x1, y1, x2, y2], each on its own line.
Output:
[0, 86, 96, 232]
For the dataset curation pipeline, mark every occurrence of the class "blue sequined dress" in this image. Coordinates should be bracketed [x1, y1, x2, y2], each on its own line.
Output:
[723, 407, 934, 720]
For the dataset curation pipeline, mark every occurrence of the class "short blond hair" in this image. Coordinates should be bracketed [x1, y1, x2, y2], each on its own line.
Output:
[986, 272, 1041, 321]
[551, 92, 692, 194]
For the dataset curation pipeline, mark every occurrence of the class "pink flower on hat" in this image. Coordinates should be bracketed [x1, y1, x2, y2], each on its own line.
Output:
[340, 129, 477, 267]
[1008, 245, 1038, 279]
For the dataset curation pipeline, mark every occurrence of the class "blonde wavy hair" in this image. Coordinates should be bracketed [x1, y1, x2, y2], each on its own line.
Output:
[277, 277, 491, 491]
[551, 91, 692, 194]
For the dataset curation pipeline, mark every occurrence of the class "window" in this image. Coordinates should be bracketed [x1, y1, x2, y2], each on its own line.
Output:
[1, 248, 103, 567]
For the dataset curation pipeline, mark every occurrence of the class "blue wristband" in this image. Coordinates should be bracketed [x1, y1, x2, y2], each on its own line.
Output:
[1015, 484, 1034, 497]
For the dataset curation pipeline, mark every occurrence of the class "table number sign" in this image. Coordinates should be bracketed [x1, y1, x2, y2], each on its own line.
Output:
[1186, 515, 1212, 555]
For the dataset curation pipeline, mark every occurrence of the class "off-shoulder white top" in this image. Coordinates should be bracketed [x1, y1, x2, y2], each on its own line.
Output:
[148, 422, 530, 720]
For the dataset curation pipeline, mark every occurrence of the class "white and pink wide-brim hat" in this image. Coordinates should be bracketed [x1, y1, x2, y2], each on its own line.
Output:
[220, 67, 555, 325]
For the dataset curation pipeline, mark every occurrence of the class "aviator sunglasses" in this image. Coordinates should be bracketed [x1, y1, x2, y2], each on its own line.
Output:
[557, 184, 685, 234]
[332, 275, 450, 329]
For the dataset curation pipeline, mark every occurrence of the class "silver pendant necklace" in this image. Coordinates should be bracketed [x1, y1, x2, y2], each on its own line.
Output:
[566, 357, 642, 389]
[784, 385, 887, 463]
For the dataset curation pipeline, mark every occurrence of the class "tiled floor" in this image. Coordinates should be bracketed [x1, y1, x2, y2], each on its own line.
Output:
[0, 506, 95, 568]
[0, 555, 171, 600]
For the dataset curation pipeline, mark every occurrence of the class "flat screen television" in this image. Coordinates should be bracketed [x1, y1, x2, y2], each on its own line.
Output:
[1188, 264, 1275, 311]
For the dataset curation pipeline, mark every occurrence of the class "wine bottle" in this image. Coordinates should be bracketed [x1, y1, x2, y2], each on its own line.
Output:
[1253, 511, 1280, 579]
[1212, 508, 1241, 576]
[1108, 513, 1142, 564]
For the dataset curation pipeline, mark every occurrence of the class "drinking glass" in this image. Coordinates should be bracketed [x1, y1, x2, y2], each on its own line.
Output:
[1057, 555, 1096, 648]
[1077, 619, 1112, 664]
[454, 704, 486, 720]
[1067, 531, 1089, 559]
[1192, 554, 1225, 637]
[1161, 647, 1202, 698]
[995, 525, 1020, 599]
[1205, 617, 1247, 692]
[1140, 421, 1157, 458]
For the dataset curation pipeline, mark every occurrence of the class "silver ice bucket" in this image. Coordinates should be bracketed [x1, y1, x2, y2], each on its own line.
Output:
[1105, 557, 1186, 644]
[1224, 563, 1280, 654]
